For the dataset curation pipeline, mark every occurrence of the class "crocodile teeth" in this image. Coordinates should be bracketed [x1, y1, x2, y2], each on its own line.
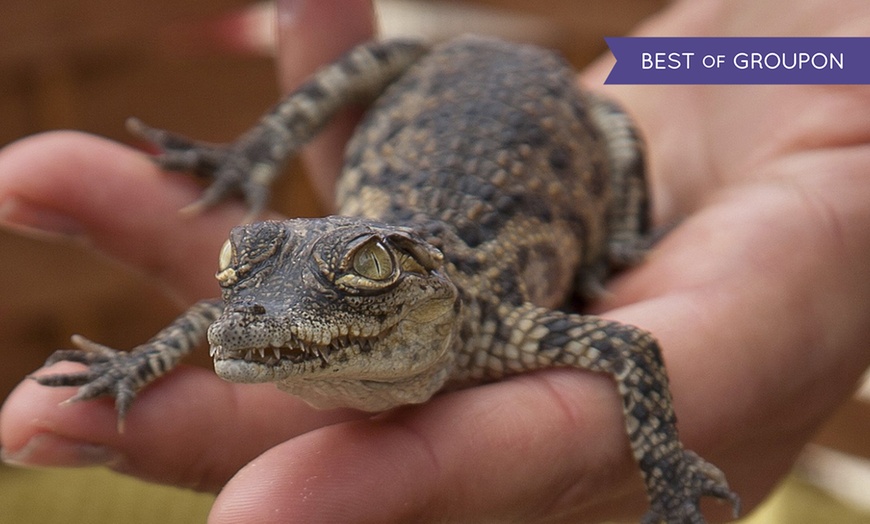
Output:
[315, 347, 330, 367]
[215, 333, 385, 366]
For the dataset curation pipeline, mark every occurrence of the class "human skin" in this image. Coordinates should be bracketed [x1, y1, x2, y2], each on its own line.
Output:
[2, 0, 870, 522]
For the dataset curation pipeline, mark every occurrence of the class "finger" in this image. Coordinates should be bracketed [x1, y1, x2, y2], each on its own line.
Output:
[1, 362, 365, 492]
[275, 0, 376, 205]
[209, 372, 651, 524]
[0, 131, 250, 301]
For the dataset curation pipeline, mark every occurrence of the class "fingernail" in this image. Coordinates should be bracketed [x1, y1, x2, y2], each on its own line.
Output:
[1, 434, 119, 468]
[0, 197, 84, 239]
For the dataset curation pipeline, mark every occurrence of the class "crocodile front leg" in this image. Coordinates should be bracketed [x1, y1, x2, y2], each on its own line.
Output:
[456, 302, 741, 523]
[33, 299, 223, 430]
[129, 39, 429, 218]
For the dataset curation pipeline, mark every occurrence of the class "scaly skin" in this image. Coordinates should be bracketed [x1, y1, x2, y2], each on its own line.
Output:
[34, 36, 738, 523]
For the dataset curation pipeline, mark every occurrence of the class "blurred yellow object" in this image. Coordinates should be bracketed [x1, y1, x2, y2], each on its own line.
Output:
[4, 460, 870, 523]
[0, 463, 213, 524]
[741, 467, 870, 524]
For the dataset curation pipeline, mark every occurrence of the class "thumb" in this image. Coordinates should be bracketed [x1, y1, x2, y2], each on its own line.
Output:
[0, 131, 247, 302]
[275, 0, 376, 205]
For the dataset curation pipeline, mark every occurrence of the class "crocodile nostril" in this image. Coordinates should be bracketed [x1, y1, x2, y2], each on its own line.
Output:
[250, 304, 267, 315]
[229, 301, 267, 315]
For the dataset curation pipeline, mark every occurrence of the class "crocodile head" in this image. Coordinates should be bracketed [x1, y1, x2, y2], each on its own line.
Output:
[208, 216, 460, 411]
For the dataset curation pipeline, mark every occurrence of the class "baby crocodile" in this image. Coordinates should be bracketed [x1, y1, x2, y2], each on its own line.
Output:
[35, 36, 739, 523]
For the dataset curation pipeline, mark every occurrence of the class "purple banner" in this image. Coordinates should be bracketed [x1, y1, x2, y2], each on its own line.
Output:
[605, 37, 870, 84]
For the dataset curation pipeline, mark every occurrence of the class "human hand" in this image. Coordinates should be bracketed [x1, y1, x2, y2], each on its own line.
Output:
[3, 0, 870, 523]
[581, 0, 870, 515]
[0, 0, 375, 506]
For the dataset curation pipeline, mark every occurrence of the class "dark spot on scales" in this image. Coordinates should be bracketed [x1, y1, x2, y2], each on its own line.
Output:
[456, 222, 483, 248]
[548, 146, 572, 172]
[295, 81, 329, 102]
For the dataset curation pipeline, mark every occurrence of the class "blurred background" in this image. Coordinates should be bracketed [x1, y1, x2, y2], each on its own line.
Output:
[0, 1, 867, 522]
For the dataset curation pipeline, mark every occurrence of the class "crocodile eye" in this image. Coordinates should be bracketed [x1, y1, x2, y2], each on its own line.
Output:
[215, 239, 240, 286]
[218, 239, 234, 271]
[352, 239, 394, 281]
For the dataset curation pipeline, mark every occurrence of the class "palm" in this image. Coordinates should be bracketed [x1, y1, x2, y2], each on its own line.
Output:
[583, 36, 870, 516]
